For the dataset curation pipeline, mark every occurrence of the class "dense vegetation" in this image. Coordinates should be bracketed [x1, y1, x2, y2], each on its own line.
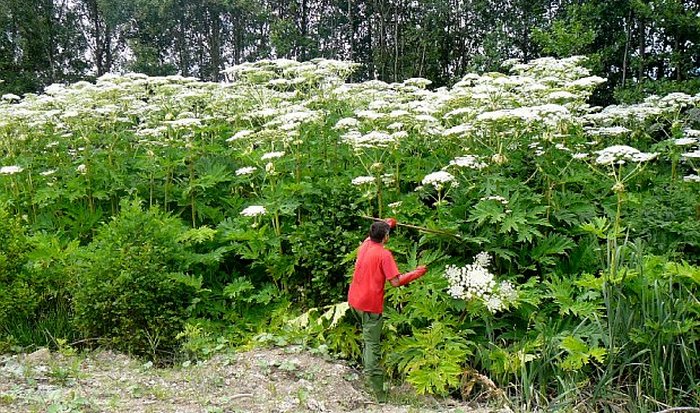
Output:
[1, 56, 699, 411]
[0, 0, 699, 104]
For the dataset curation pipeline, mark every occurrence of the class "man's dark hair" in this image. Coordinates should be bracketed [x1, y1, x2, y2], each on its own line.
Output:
[369, 221, 390, 242]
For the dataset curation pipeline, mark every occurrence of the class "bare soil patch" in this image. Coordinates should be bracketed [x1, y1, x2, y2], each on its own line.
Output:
[0, 346, 505, 413]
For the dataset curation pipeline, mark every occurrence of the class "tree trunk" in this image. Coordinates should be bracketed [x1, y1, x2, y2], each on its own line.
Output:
[638, 17, 645, 81]
[622, 10, 631, 85]
[300, 0, 308, 60]
[393, 0, 399, 82]
[177, 4, 189, 77]
[209, 8, 222, 81]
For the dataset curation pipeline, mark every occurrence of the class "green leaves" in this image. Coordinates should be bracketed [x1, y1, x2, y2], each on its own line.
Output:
[559, 335, 606, 371]
[389, 322, 473, 396]
[532, 234, 575, 267]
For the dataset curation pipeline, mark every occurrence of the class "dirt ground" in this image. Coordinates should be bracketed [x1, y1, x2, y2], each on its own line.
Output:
[0, 346, 508, 413]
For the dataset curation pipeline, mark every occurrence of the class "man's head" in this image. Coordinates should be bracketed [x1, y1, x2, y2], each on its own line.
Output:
[369, 221, 391, 243]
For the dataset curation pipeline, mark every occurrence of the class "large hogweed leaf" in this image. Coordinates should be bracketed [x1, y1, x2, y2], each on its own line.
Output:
[559, 335, 606, 371]
[388, 321, 473, 396]
[531, 233, 576, 267]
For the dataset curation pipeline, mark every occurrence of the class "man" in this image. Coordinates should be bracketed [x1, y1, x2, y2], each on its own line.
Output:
[348, 218, 428, 402]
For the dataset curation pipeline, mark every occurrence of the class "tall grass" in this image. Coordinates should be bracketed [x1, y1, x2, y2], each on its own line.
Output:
[595, 244, 700, 411]
[499, 241, 700, 412]
[2, 299, 77, 350]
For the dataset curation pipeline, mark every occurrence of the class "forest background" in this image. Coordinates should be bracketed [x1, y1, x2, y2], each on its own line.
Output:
[1, 0, 699, 104]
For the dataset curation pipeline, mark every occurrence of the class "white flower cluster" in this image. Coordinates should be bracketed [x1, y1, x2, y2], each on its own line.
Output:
[594, 145, 658, 165]
[683, 175, 700, 183]
[476, 104, 571, 127]
[261, 151, 285, 160]
[1, 93, 21, 102]
[448, 155, 487, 170]
[351, 175, 375, 186]
[227, 130, 254, 142]
[334, 117, 360, 130]
[585, 126, 630, 136]
[444, 252, 517, 313]
[480, 195, 509, 204]
[421, 171, 455, 190]
[240, 205, 266, 217]
[341, 130, 397, 150]
[0, 165, 23, 175]
[235, 166, 256, 176]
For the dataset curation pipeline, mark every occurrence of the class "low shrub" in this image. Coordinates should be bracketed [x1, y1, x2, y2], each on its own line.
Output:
[71, 200, 203, 360]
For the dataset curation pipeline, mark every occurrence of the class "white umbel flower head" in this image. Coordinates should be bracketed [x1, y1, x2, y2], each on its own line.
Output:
[235, 166, 257, 176]
[594, 145, 658, 165]
[240, 205, 266, 217]
[343, 130, 397, 149]
[444, 252, 517, 313]
[227, 130, 254, 142]
[422, 171, 455, 190]
[351, 176, 376, 186]
[674, 137, 698, 146]
[334, 117, 360, 130]
[261, 151, 285, 160]
[448, 155, 487, 170]
[1, 93, 21, 101]
[0, 165, 23, 175]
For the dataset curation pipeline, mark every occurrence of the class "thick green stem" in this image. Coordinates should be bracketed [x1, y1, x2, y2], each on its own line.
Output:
[189, 159, 196, 227]
[377, 180, 383, 218]
[610, 191, 624, 277]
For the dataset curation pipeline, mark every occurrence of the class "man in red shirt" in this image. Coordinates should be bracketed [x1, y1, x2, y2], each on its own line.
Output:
[348, 218, 427, 402]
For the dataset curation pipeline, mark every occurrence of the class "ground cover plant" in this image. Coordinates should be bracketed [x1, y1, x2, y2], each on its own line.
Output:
[1, 56, 699, 411]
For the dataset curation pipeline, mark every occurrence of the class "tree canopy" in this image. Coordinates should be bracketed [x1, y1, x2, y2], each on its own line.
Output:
[0, 0, 698, 103]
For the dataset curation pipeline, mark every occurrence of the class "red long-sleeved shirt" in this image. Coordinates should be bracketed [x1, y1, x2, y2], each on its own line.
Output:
[348, 238, 400, 313]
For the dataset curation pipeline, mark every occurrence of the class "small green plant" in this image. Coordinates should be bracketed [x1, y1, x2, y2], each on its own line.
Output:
[0, 393, 16, 405]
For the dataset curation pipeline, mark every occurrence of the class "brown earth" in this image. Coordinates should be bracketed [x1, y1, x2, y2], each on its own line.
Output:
[0, 346, 508, 413]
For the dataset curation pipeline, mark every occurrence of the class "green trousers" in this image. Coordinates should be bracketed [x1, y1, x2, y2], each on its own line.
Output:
[356, 309, 386, 401]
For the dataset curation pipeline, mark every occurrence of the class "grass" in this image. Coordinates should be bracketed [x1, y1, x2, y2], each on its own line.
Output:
[2, 300, 77, 351]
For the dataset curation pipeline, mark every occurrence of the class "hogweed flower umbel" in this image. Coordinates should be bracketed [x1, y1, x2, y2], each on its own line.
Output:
[235, 166, 257, 176]
[240, 205, 266, 217]
[421, 171, 455, 190]
[444, 252, 517, 313]
[594, 145, 658, 165]
[351, 176, 376, 186]
[0, 165, 23, 175]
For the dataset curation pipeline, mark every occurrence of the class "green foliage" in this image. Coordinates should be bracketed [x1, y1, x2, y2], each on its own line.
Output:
[70, 200, 204, 360]
[1, 54, 700, 410]
[0, 207, 77, 348]
[280, 302, 362, 361]
[388, 322, 472, 396]
[0, 207, 34, 333]
[558, 335, 606, 371]
[532, 12, 596, 57]
[598, 255, 700, 407]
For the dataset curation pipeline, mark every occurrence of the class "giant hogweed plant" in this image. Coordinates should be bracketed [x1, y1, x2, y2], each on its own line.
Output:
[1, 57, 699, 408]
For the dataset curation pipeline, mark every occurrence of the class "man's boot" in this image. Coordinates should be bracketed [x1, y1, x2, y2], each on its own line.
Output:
[369, 374, 387, 403]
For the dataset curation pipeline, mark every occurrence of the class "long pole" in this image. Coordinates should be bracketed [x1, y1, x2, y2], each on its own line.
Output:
[360, 215, 463, 240]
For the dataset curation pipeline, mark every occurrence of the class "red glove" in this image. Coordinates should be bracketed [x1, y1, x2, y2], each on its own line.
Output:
[385, 217, 397, 229]
[397, 265, 427, 286]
